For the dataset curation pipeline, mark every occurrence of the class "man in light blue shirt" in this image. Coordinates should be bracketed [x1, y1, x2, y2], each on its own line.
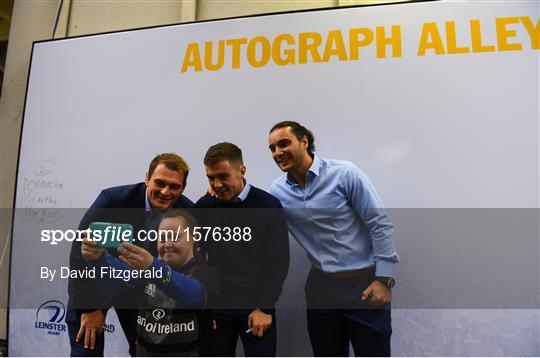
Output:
[268, 121, 398, 356]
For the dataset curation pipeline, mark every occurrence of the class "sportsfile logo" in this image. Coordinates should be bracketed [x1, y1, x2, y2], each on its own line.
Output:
[34, 300, 66, 335]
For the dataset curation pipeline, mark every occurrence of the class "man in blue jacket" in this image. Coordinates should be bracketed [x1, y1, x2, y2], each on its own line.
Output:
[67, 153, 194, 356]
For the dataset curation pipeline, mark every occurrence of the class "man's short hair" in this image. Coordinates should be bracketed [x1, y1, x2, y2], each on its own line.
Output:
[270, 121, 316, 154]
[159, 209, 199, 251]
[148, 153, 189, 185]
[160, 208, 197, 229]
[204, 142, 244, 168]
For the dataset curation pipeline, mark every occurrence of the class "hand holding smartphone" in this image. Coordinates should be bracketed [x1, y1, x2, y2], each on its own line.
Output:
[89, 222, 134, 248]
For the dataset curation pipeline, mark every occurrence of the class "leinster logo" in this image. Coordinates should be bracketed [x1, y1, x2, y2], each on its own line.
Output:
[34, 300, 66, 336]
[152, 309, 166, 321]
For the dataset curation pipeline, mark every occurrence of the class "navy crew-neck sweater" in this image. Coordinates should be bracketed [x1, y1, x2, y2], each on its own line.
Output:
[195, 186, 290, 310]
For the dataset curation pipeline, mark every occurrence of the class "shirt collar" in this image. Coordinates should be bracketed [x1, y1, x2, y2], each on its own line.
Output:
[310, 155, 321, 176]
[145, 188, 151, 211]
[285, 154, 321, 186]
[233, 180, 251, 203]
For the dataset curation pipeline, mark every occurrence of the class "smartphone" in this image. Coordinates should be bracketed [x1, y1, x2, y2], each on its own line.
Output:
[89, 222, 134, 248]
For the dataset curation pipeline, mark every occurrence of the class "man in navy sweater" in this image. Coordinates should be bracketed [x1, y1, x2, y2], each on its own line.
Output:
[196, 142, 290, 356]
[67, 153, 194, 356]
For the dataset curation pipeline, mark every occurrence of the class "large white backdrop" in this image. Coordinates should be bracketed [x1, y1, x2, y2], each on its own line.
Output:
[10, 1, 539, 356]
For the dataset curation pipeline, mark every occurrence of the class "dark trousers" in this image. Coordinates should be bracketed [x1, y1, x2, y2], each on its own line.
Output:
[307, 309, 391, 357]
[66, 308, 137, 357]
[212, 310, 277, 357]
[305, 267, 392, 357]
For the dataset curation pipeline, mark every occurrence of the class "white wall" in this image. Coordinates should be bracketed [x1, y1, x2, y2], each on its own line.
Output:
[7, 1, 540, 356]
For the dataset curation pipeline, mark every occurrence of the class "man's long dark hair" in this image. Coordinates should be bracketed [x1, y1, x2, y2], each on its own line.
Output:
[270, 121, 316, 154]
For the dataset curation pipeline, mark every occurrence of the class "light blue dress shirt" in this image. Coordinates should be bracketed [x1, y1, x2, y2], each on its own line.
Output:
[233, 181, 251, 202]
[145, 189, 151, 211]
[269, 155, 398, 277]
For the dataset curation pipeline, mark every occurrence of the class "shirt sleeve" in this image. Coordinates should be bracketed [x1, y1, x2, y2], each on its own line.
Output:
[150, 259, 207, 309]
[344, 163, 399, 277]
